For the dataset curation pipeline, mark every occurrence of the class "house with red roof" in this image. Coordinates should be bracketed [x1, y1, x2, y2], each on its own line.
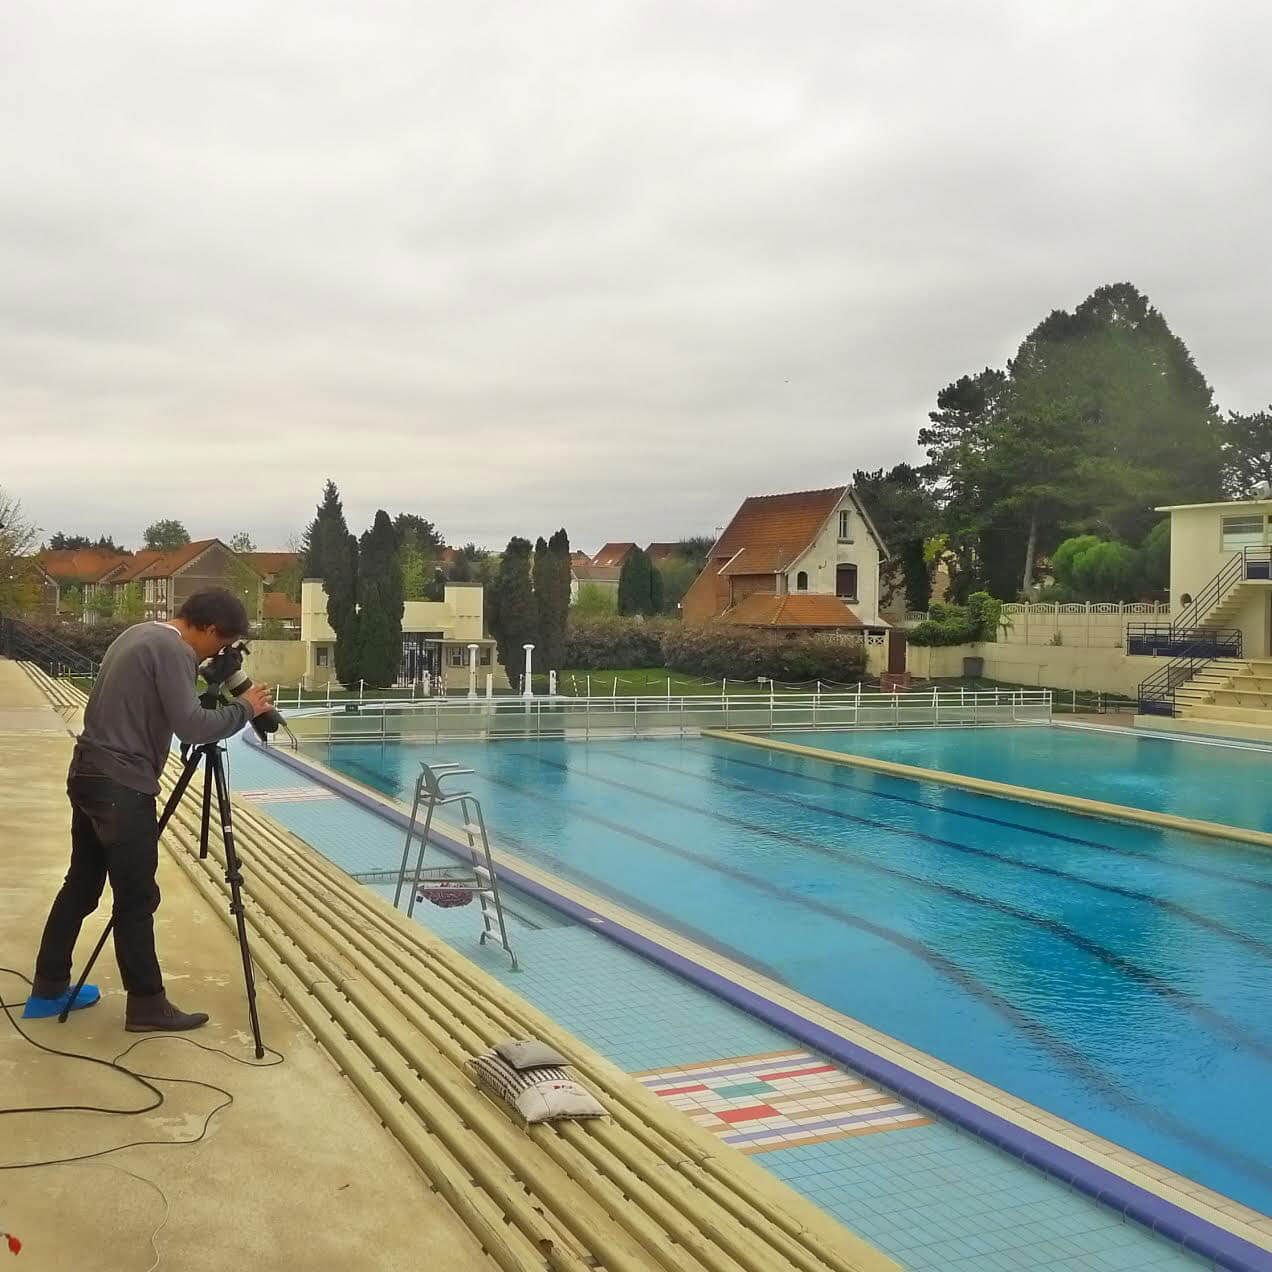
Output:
[591, 542, 638, 568]
[105, 540, 263, 623]
[681, 486, 889, 634]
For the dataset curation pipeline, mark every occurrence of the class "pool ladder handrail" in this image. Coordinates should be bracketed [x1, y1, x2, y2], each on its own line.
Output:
[391, 760, 518, 969]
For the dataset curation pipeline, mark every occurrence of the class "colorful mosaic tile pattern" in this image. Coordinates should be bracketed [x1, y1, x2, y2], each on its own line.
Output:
[635, 1049, 930, 1153]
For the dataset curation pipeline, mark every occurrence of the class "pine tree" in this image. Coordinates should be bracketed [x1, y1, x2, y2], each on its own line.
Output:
[546, 528, 571, 671]
[301, 480, 343, 579]
[322, 514, 360, 686]
[357, 511, 404, 687]
[489, 538, 535, 687]
[618, 546, 658, 616]
[532, 536, 551, 663]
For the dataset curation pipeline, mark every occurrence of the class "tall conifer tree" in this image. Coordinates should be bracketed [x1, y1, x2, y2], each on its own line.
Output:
[357, 511, 404, 687]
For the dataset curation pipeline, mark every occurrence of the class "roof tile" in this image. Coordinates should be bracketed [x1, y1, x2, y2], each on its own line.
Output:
[720, 593, 866, 628]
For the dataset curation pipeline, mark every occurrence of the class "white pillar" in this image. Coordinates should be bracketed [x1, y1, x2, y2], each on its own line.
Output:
[485, 672, 493, 699]
[523, 644, 535, 698]
[549, 669, 558, 696]
[467, 643, 479, 699]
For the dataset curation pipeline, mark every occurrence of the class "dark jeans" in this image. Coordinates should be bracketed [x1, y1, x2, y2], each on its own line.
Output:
[33, 774, 163, 998]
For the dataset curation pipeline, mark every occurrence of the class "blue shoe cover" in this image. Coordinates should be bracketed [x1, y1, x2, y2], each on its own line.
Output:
[22, 983, 101, 1019]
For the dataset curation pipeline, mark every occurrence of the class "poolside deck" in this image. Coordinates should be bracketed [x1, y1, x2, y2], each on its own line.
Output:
[1, 660, 898, 1272]
[0, 659, 490, 1271]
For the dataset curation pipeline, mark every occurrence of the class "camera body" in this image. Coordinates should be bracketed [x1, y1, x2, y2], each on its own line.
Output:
[200, 640, 283, 738]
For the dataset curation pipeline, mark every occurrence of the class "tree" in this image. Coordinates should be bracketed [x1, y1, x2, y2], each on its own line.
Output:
[61, 585, 84, 619]
[572, 583, 617, 616]
[300, 481, 344, 580]
[357, 511, 404, 687]
[1, 487, 41, 614]
[117, 582, 144, 621]
[532, 529, 571, 672]
[311, 494, 361, 685]
[654, 556, 698, 613]
[227, 556, 262, 626]
[392, 514, 444, 550]
[488, 538, 535, 686]
[618, 546, 660, 616]
[852, 464, 940, 612]
[920, 283, 1222, 599]
[229, 531, 255, 553]
[532, 537, 551, 663]
[143, 519, 190, 551]
[1222, 406, 1272, 497]
[399, 531, 436, 601]
[673, 536, 715, 571]
[46, 532, 123, 552]
[88, 586, 118, 619]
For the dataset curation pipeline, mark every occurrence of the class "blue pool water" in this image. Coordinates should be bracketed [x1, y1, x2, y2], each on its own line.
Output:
[781, 724, 1272, 832]
[307, 732, 1272, 1217]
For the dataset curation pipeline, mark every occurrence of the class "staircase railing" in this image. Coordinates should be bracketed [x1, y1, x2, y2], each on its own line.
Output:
[0, 614, 98, 678]
[1173, 545, 1272, 631]
[1137, 640, 1237, 717]
[1132, 546, 1272, 715]
[1125, 624, 1242, 658]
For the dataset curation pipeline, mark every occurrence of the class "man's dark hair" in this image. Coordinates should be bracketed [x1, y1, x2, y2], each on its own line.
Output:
[177, 588, 250, 637]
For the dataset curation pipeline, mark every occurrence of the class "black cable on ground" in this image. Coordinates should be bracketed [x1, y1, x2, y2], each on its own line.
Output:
[0, 967, 282, 1172]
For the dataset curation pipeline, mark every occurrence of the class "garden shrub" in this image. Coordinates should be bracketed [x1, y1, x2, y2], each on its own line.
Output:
[907, 591, 1002, 646]
[563, 615, 667, 669]
[17, 618, 132, 663]
[661, 624, 868, 683]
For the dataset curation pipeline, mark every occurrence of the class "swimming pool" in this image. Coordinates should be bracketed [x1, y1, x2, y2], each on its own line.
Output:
[305, 732, 1272, 1218]
[779, 724, 1272, 832]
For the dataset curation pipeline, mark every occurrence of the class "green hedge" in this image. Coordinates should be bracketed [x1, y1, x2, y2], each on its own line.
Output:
[661, 625, 868, 683]
[907, 592, 1002, 646]
[16, 618, 132, 663]
[563, 616, 668, 669]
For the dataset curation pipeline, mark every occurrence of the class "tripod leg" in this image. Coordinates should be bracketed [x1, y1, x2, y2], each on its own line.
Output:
[198, 756, 214, 860]
[208, 747, 266, 1059]
[60, 747, 207, 1025]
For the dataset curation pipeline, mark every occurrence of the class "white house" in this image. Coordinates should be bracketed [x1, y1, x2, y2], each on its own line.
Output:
[681, 485, 889, 633]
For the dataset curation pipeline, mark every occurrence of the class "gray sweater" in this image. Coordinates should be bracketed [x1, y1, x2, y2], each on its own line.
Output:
[70, 623, 254, 795]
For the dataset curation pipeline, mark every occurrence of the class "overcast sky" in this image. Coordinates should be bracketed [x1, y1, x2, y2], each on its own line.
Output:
[4, 2, 1271, 553]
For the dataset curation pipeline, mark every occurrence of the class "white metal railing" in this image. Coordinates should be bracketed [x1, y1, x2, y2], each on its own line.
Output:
[275, 688, 1052, 745]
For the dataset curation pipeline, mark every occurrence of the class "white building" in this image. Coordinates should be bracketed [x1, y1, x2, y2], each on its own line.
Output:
[299, 579, 506, 690]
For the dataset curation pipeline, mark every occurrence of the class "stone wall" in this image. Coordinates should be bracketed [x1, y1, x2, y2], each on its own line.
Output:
[907, 641, 1175, 697]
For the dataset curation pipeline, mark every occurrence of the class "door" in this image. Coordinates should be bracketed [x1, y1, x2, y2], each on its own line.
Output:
[887, 629, 907, 675]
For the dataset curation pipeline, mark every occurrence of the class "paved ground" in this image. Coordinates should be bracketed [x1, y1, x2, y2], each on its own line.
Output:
[0, 660, 491, 1272]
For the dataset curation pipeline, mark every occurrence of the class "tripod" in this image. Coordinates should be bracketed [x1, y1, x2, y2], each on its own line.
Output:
[59, 730, 266, 1059]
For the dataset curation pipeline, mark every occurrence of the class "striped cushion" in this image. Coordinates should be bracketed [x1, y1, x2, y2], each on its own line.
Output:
[468, 1050, 605, 1124]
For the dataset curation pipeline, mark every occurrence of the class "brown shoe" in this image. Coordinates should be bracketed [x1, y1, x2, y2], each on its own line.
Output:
[125, 991, 210, 1033]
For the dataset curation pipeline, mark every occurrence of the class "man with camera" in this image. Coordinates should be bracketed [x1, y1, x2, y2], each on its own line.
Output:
[24, 588, 274, 1031]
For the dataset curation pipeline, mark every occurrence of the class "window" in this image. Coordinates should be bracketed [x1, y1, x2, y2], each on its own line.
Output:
[796, 570, 808, 591]
[450, 647, 465, 667]
[316, 646, 330, 668]
[838, 510, 852, 541]
[836, 563, 858, 600]
[1221, 514, 1268, 550]
[480, 648, 491, 665]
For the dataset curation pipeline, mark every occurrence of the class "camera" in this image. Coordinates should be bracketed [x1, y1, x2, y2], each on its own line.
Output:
[200, 640, 284, 739]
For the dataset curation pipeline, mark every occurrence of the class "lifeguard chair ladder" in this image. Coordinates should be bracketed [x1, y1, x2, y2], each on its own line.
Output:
[390, 760, 518, 969]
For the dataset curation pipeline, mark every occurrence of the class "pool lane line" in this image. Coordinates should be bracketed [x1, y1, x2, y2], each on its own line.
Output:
[323, 752, 799, 990]
[597, 744, 1272, 964]
[249, 736, 1272, 1272]
[702, 729, 1272, 852]
[709, 745, 1272, 895]
[445, 755, 1272, 1193]
[520, 747, 1272, 1067]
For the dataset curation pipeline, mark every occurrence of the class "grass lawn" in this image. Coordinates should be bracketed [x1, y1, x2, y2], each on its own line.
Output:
[545, 668, 867, 696]
[921, 675, 1135, 714]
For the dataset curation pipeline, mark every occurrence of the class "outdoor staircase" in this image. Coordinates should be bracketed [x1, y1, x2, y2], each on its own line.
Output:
[1174, 657, 1272, 728]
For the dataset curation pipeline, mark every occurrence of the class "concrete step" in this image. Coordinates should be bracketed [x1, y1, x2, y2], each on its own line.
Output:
[1211, 689, 1272, 709]
[1182, 702, 1272, 726]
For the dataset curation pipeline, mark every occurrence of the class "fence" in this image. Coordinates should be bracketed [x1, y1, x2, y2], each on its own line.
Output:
[277, 687, 1052, 745]
[999, 602, 1169, 648]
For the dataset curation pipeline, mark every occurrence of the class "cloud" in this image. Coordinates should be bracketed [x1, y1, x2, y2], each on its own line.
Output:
[3, 0, 1271, 550]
